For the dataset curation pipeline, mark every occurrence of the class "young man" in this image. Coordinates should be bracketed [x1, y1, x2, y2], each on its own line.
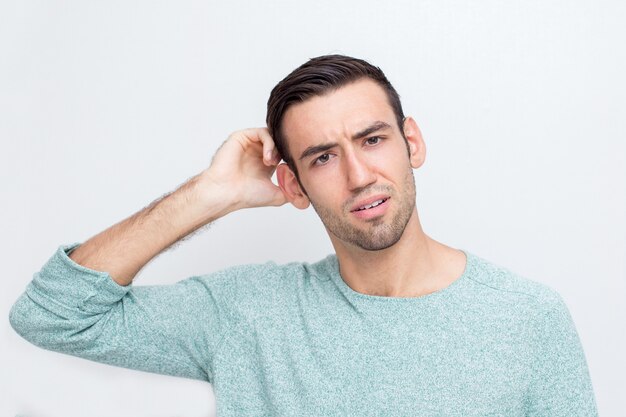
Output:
[10, 55, 597, 416]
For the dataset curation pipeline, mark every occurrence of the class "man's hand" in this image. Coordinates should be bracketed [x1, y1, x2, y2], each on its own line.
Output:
[69, 128, 289, 286]
[201, 127, 287, 210]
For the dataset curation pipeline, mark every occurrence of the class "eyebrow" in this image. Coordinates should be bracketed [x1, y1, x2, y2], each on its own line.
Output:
[298, 121, 392, 161]
[352, 120, 392, 140]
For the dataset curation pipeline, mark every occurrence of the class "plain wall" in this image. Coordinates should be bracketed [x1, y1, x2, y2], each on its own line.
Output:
[1, 1, 624, 416]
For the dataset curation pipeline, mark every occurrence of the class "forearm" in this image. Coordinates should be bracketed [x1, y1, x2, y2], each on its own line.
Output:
[69, 170, 235, 286]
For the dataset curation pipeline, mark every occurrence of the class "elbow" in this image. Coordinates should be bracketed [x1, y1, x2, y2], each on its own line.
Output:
[8, 293, 37, 343]
[9, 291, 109, 353]
[9, 292, 74, 350]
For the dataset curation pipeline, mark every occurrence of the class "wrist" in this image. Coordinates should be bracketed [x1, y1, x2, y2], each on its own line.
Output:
[182, 170, 241, 221]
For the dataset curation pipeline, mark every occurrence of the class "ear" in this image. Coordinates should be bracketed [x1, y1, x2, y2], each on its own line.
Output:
[402, 116, 426, 169]
[276, 163, 310, 210]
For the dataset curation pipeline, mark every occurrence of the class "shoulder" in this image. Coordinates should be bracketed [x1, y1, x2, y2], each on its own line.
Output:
[186, 255, 336, 308]
[195, 255, 334, 287]
[460, 252, 580, 350]
[463, 251, 566, 312]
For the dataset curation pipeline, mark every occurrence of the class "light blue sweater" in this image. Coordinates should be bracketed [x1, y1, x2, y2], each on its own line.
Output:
[10, 244, 598, 416]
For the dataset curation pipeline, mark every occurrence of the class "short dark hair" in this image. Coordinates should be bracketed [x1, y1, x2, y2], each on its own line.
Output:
[266, 54, 406, 177]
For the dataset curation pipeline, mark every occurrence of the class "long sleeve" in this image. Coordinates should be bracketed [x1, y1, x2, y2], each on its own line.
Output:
[525, 292, 598, 416]
[9, 243, 236, 383]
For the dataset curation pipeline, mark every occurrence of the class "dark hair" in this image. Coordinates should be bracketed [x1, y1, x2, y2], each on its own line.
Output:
[266, 54, 405, 177]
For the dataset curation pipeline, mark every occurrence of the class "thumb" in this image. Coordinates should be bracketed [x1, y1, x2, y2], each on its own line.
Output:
[269, 185, 289, 206]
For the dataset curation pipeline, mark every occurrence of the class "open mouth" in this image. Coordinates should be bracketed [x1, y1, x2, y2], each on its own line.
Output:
[352, 197, 390, 212]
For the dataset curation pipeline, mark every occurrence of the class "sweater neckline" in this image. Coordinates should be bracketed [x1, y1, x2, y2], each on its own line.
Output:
[326, 249, 474, 303]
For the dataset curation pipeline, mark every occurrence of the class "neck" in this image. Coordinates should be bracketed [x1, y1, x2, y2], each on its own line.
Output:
[330, 209, 465, 298]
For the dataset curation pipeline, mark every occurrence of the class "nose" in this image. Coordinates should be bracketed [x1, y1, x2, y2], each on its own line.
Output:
[344, 150, 377, 193]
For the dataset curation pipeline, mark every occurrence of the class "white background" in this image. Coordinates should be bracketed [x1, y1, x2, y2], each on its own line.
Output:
[1, 1, 624, 416]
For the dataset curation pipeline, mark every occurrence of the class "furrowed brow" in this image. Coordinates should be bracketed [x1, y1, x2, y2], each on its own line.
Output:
[299, 143, 338, 161]
[351, 121, 392, 140]
[297, 121, 392, 162]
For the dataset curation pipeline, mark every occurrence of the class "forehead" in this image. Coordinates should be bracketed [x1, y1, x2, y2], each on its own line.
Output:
[282, 78, 397, 151]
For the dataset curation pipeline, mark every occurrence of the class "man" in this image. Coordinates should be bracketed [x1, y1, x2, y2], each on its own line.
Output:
[10, 55, 597, 416]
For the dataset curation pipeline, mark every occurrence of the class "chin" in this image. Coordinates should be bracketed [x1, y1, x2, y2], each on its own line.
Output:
[353, 229, 405, 251]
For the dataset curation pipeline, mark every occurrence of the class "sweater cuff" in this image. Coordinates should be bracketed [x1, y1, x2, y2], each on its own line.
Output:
[25, 243, 132, 318]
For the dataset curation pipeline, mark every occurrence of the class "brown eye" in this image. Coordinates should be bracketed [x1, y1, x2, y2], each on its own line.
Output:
[366, 136, 382, 145]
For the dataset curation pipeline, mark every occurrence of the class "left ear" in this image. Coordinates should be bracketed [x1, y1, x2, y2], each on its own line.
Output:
[402, 116, 426, 169]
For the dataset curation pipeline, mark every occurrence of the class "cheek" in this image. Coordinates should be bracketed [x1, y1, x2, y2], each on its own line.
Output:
[305, 180, 346, 211]
[368, 144, 410, 175]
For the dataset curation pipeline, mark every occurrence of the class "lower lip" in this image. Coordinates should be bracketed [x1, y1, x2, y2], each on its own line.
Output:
[350, 198, 390, 220]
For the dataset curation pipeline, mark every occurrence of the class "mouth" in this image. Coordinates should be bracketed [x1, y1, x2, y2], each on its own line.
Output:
[351, 197, 390, 212]
[352, 197, 389, 212]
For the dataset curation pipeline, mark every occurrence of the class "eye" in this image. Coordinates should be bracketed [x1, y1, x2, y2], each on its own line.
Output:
[365, 136, 383, 146]
[314, 153, 332, 166]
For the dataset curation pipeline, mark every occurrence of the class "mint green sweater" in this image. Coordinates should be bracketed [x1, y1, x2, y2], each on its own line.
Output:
[10, 244, 598, 416]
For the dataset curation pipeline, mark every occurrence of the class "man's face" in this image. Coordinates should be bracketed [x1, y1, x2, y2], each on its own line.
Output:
[280, 78, 419, 251]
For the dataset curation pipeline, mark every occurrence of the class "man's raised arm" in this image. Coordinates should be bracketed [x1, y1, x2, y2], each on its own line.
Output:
[69, 127, 287, 286]
[9, 128, 287, 382]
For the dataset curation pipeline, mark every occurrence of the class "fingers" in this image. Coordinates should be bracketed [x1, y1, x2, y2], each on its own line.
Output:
[255, 128, 281, 166]
[230, 127, 282, 167]
[238, 127, 279, 166]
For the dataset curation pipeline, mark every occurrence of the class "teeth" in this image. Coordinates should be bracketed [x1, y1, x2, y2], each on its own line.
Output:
[358, 199, 385, 211]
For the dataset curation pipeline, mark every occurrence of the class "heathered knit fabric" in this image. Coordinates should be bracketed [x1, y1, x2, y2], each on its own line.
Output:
[10, 244, 598, 416]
